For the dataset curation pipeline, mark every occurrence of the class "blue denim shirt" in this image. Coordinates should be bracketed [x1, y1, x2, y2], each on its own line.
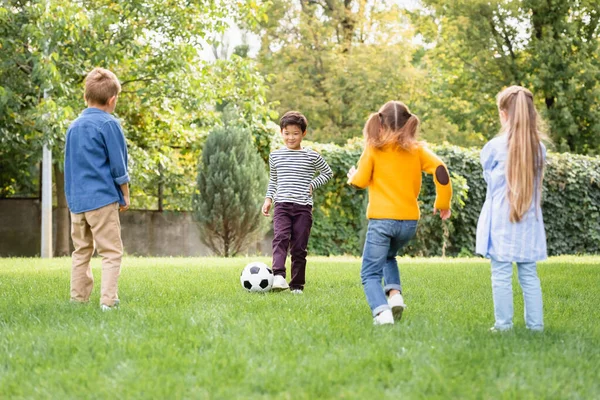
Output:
[64, 108, 129, 213]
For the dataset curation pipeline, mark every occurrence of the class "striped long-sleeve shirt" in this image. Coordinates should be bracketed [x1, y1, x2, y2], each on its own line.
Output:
[265, 147, 333, 206]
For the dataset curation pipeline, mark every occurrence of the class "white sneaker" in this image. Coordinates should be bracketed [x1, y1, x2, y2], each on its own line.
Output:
[290, 289, 303, 294]
[388, 294, 406, 321]
[373, 309, 394, 325]
[271, 275, 289, 292]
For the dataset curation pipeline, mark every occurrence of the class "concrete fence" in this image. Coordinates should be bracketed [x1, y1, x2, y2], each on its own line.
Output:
[0, 199, 271, 257]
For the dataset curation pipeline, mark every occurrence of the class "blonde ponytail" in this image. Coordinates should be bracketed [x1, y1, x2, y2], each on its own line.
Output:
[497, 86, 545, 223]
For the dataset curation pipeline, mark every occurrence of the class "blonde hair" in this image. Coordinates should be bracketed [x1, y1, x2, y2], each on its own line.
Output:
[363, 101, 420, 151]
[497, 85, 545, 223]
[84, 68, 121, 105]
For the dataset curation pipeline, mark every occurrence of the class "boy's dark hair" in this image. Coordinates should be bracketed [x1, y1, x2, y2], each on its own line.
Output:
[280, 111, 308, 132]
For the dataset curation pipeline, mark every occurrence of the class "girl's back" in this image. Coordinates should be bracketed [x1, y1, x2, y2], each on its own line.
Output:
[476, 86, 547, 263]
[477, 85, 547, 332]
[354, 144, 451, 220]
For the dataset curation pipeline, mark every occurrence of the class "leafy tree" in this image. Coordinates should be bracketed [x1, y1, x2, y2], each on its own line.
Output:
[193, 123, 268, 257]
[0, 0, 273, 254]
[253, 0, 436, 144]
[413, 0, 600, 154]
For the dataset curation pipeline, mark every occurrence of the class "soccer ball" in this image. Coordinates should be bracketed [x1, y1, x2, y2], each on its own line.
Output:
[240, 262, 274, 293]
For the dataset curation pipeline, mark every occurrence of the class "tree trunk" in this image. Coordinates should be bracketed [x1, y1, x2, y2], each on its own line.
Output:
[54, 163, 71, 256]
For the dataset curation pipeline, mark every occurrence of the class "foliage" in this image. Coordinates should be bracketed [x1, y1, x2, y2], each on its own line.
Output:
[413, 0, 600, 154]
[543, 153, 600, 255]
[253, 1, 440, 145]
[1, 257, 600, 398]
[307, 141, 600, 257]
[253, 0, 600, 153]
[193, 125, 268, 257]
[307, 139, 366, 255]
[0, 0, 274, 208]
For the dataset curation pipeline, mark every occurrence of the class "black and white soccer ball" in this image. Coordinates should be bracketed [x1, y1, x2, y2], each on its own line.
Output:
[240, 262, 273, 293]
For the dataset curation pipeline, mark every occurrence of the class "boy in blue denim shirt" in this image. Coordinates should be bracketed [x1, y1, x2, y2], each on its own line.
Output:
[64, 68, 129, 311]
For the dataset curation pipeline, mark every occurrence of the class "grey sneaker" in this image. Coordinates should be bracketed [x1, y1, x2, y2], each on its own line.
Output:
[290, 289, 303, 294]
[100, 299, 120, 311]
[271, 275, 289, 292]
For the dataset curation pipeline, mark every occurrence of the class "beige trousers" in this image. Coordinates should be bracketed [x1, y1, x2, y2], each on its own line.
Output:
[70, 202, 122, 306]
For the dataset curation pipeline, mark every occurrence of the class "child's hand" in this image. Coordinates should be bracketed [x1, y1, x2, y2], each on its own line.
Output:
[309, 184, 313, 196]
[347, 166, 357, 183]
[120, 196, 130, 212]
[433, 208, 451, 220]
[262, 199, 272, 217]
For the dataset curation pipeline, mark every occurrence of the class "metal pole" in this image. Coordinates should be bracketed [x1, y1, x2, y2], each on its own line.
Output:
[41, 141, 52, 258]
[40, 0, 52, 258]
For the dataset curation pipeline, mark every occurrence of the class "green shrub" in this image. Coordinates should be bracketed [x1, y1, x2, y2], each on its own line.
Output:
[306, 141, 600, 257]
[194, 125, 268, 257]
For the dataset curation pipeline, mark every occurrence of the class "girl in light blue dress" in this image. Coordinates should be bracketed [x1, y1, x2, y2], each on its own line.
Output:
[476, 86, 547, 332]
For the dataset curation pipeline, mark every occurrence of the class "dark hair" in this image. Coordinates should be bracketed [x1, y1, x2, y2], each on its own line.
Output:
[363, 101, 419, 150]
[280, 111, 308, 132]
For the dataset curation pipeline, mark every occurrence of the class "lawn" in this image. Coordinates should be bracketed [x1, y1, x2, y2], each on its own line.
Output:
[1, 256, 599, 399]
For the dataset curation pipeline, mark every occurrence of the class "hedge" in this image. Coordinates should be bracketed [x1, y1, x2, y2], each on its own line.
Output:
[304, 140, 600, 257]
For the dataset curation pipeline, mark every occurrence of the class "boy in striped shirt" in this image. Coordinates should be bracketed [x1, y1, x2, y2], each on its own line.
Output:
[261, 111, 333, 293]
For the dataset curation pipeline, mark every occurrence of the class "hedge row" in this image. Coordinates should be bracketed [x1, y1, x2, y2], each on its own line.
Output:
[305, 140, 600, 257]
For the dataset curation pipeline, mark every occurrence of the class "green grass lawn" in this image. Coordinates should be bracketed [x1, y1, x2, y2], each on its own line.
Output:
[1, 256, 599, 399]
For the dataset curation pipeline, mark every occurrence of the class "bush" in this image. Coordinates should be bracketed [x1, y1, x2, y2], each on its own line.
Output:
[306, 141, 600, 257]
[193, 125, 268, 257]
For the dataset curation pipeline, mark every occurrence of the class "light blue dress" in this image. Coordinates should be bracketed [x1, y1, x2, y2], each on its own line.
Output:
[476, 135, 547, 262]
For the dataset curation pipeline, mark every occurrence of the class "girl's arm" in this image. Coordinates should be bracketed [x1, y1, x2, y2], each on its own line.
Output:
[419, 147, 452, 211]
[480, 142, 496, 184]
[348, 146, 374, 189]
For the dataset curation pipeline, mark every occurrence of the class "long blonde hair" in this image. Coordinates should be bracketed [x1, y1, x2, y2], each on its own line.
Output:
[363, 101, 420, 151]
[497, 86, 545, 223]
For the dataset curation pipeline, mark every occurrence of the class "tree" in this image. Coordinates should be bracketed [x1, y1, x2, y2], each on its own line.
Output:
[413, 0, 600, 153]
[252, 0, 433, 144]
[0, 0, 273, 254]
[193, 122, 268, 257]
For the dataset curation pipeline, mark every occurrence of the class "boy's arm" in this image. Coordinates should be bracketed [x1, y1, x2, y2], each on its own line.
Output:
[265, 154, 277, 200]
[101, 120, 130, 187]
[419, 147, 452, 211]
[120, 183, 130, 211]
[349, 146, 374, 189]
[310, 152, 333, 191]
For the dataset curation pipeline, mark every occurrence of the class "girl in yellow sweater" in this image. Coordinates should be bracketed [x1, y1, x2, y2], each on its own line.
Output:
[347, 101, 453, 325]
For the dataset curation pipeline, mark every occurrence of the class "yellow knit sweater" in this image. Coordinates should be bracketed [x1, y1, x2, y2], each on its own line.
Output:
[349, 144, 452, 220]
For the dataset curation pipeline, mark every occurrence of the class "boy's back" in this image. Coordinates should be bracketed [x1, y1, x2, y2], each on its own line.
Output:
[65, 108, 128, 214]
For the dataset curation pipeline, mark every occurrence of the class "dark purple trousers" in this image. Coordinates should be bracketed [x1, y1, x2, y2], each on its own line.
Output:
[272, 202, 313, 290]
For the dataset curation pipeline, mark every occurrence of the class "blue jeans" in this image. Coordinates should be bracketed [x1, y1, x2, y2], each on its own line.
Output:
[490, 259, 544, 331]
[361, 219, 417, 317]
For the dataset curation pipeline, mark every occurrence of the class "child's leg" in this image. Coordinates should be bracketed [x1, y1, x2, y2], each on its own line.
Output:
[289, 204, 313, 290]
[70, 212, 95, 302]
[490, 259, 514, 330]
[87, 203, 123, 307]
[383, 221, 418, 296]
[272, 203, 292, 278]
[517, 262, 543, 331]
[361, 220, 392, 317]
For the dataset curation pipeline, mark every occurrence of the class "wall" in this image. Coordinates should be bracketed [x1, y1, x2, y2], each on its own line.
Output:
[0, 199, 271, 257]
